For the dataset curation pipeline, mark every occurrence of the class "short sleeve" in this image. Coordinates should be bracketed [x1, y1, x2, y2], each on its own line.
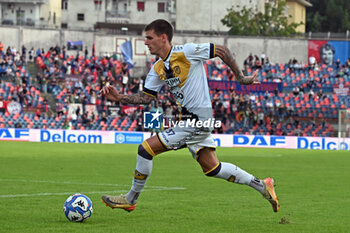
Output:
[183, 43, 215, 61]
[143, 66, 165, 97]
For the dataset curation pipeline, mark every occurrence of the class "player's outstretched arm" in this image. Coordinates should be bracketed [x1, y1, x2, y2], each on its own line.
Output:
[214, 45, 260, 85]
[100, 84, 155, 105]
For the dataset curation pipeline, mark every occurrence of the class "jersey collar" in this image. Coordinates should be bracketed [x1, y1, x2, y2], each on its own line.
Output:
[162, 46, 172, 61]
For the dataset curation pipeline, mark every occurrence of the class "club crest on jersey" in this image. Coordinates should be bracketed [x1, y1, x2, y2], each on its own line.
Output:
[173, 65, 181, 75]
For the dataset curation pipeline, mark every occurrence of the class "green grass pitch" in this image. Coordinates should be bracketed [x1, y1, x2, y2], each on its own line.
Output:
[0, 141, 349, 233]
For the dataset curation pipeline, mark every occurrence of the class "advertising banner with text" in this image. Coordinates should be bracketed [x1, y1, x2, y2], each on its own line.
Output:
[208, 81, 282, 94]
[0, 128, 349, 150]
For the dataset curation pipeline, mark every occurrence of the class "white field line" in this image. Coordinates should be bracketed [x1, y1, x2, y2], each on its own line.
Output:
[236, 154, 283, 157]
[0, 190, 129, 198]
[0, 188, 185, 198]
[0, 178, 185, 190]
[0, 178, 186, 198]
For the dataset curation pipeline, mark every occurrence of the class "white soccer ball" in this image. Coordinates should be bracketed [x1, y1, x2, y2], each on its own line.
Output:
[63, 193, 93, 222]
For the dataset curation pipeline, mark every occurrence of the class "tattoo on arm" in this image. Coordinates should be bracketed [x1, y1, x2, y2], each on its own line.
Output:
[215, 45, 243, 79]
[236, 76, 254, 85]
[119, 92, 155, 105]
[215, 45, 253, 85]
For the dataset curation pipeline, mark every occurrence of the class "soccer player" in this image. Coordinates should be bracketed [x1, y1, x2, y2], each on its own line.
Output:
[100, 19, 279, 212]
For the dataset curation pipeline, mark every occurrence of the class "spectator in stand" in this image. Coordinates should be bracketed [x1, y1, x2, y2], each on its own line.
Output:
[317, 89, 324, 100]
[90, 90, 97, 105]
[35, 108, 41, 118]
[306, 77, 316, 90]
[299, 85, 305, 97]
[70, 110, 78, 124]
[63, 118, 71, 129]
[0, 42, 3, 54]
[28, 47, 34, 62]
[5, 46, 10, 57]
[308, 55, 316, 70]
[0, 95, 6, 113]
[249, 92, 256, 104]
[277, 102, 285, 121]
[54, 45, 61, 55]
[62, 45, 66, 59]
[292, 86, 300, 96]
[266, 98, 274, 114]
[249, 109, 257, 126]
[84, 46, 89, 59]
[14, 122, 22, 128]
[345, 58, 350, 68]
[335, 58, 341, 69]
[42, 98, 50, 115]
[56, 102, 64, 117]
[336, 67, 345, 78]
[253, 55, 262, 69]
[342, 65, 349, 76]
[21, 45, 27, 62]
[42, 76, 48, 93]
[243, 53, 254, 72]
[35, 48, 41, 59]
[247, 53, 254, 66]
[213, 99, 224, 122]
[100, 111, 108, 123]
[10, 47, 17, 56]
[121, 62, 129, 94]
[82, 112, 90, 127]
[260, 52, 266, 65]
[257, 109, 264, 125]
[308, 89, 315, 98]
[129, 78, 141, 94]
[286, 104, 294, 117]
[237, 93, 248, 112]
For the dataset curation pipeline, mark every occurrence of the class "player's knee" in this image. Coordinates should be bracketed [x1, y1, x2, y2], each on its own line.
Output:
[138, 144, 153, 160]
[204, 162, 222, 177]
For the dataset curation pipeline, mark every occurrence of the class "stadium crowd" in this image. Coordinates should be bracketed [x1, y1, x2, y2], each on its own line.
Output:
[0, 43, 350, 137]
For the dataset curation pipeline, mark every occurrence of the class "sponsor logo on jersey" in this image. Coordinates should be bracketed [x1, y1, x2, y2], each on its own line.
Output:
[165, 77, 181, 88]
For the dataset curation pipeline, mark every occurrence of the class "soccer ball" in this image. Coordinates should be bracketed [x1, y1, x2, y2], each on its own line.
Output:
[63, 193, 93, 222]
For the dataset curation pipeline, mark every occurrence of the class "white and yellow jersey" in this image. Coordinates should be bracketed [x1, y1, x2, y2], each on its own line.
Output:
[143, 43, 215, 120]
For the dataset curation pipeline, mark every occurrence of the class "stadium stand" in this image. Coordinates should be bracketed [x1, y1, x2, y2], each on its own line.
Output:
[0, 44, 349, 137]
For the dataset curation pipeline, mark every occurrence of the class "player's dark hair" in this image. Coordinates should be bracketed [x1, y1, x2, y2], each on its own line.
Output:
[145, 19, 173, 42]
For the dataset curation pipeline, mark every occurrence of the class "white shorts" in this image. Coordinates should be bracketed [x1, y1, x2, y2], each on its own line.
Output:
[158, 126, 216, 160]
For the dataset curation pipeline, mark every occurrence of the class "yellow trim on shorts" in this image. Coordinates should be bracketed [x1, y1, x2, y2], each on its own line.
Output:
[195, 147, 205, 160]
[204, 162, 220, 175]
[157, 133, 171, 150]
[141, 141, 156, 157]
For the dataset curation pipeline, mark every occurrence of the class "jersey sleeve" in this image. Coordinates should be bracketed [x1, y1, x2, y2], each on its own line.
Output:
[183, 43, 215, 61]
[143, 66, 165, 98]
